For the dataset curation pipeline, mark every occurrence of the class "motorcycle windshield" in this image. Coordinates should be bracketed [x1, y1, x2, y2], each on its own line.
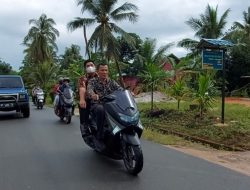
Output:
[111, 90, 137, 111]
[37, 89, 43, 94]
[63, 87, 73, 99]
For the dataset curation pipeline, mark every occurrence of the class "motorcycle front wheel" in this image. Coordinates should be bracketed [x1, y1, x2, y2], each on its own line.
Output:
[123, 144, 143, 175]
[65, 116, 71, 124]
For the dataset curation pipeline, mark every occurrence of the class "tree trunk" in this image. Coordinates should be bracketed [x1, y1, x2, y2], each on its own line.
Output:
[83, 25, 90, 59]
[115, 60, 125, 88]
[151, 82, 154, 111]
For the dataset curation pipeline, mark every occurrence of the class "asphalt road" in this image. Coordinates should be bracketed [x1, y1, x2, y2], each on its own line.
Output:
[0, 106, 249, 190]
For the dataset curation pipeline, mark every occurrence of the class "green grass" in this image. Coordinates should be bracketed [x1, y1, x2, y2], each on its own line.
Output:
[138, 100, 250, 150]
[142, 128, 203, 147]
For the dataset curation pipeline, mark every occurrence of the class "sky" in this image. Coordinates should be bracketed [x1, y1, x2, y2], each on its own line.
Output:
[0, 0, 249, 70]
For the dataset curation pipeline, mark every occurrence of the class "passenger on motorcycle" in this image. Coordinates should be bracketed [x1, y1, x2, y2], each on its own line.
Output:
[59, 77, 70, 93]
[53, 78, 64, 113]
[77, 60, 98, 137]
[87, 63, 123, 141]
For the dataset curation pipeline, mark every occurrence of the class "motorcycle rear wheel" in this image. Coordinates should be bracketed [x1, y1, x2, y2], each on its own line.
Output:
[123, 144, 143, 175]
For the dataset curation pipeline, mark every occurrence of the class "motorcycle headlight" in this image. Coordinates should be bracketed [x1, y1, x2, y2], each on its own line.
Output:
[118, 111, 139, 123]
[107, 116, 121, 135]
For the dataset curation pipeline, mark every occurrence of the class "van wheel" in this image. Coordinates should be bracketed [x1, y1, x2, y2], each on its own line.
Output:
[22, 107, 30, 118]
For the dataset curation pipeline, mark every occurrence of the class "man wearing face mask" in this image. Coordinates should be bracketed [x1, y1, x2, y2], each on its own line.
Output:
[77, 60, 98, 138]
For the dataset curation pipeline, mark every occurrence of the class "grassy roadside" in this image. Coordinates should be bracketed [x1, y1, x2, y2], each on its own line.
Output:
[138, 100, 250, 150]
[142, 128, 199, 146]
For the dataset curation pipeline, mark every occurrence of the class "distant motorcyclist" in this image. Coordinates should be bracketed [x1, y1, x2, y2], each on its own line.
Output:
[87, 63, 123, 142]
[60, 77, 75, 116]
[32, 86, 41, 104]
[54, 77, 74, 124]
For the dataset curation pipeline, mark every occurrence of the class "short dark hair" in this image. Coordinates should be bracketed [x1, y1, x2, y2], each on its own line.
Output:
[83, 59, 95, 68]
[97, 63, 108, 70]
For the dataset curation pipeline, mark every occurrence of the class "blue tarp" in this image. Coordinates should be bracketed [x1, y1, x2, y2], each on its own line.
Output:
[197, 38, 234, 49]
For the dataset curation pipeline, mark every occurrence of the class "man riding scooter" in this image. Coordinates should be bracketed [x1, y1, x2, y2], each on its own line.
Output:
[85, 64, 144, 175]
[87, 63, 123, 149]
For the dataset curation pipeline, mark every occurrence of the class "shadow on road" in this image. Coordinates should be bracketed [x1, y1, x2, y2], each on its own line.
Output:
[0, 111, 23, 120]
[78, 148, 141, 181]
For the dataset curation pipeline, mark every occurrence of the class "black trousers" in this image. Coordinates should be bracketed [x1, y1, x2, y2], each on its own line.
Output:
[91, 104, 105, 139]
[79, 99, 91, 125]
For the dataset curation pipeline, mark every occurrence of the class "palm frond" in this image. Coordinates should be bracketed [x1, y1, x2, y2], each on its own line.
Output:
[77, 0, 99, 15]
[67, 17, 95, 31]
[177, 38, 198, 50]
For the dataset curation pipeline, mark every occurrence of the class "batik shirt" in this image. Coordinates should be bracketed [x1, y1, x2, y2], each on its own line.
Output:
[87, 77, 123, 103]
[77, 73, 98, 100]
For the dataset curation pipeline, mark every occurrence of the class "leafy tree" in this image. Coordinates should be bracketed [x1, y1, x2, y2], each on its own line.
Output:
[0, 59, 15, 74]
[117, 33, 143, 76]
[234, 7, 250, 38]
[136, 38, 174, 110]
[30, 61, 58, 90]
[23, 14, 59, 65]
[139, 62, 171, 111]
[139, 38, 174, 67]
[19, 56, 59, 93]
[223, 7, 250, 92]
[226, 43, 250, 92]
[60, 44, 83, 70]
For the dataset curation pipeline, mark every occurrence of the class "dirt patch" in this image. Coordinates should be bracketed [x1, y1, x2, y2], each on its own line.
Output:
[225, 97, 250, 107]
[134, 91, 174, 103]
[167, 145, 250, 176]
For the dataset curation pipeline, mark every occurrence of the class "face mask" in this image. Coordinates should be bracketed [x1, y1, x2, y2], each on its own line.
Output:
[86, 66, 96, 73]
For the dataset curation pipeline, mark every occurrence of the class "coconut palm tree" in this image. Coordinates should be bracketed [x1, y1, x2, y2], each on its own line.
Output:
[23, 14, 59, 64]
[67, 0, 138, 85]
[139, 62, 171, 111]
[169, 79, 189, 110]
[234, 7, 250, 38]
[30, 61, 59, 90]
[193, 73, 217, 117]
[60, 44, 83, 70]
[139, 38, 174, 67]
[138, 38, 173, 111]
[178, 4, 230, 52]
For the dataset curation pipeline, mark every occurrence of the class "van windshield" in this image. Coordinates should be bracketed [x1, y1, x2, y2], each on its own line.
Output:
[0, 77, 23, 88]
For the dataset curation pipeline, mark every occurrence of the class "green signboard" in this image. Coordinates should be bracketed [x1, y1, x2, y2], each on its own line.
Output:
[202, 49, 223, 70]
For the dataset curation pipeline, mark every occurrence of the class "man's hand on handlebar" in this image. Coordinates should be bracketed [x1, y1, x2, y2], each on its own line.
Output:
[91, 94, 99, 101]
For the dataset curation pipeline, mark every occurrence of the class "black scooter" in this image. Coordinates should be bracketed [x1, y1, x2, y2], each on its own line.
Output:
[83, 90, 144, 175]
